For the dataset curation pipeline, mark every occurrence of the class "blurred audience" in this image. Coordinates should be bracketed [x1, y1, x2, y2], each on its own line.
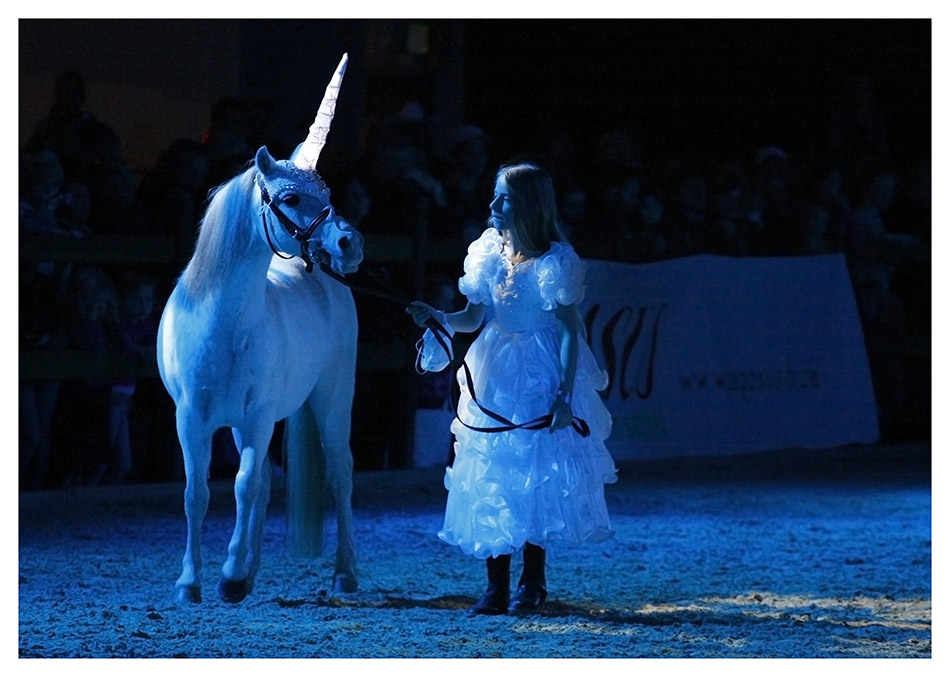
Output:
[114, 272, 160, 483]
[440, 124, 493, 245]
[136, 138, 210, 260]
[19, 149, 75, 490]
[19, 68, 931, 487]
[52, 267, 133, 487]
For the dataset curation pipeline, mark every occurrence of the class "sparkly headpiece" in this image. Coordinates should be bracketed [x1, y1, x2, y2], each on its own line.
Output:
[257, 161, 329, 202]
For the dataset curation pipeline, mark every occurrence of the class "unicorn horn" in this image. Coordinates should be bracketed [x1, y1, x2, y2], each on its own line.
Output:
[293, 53, 348, 171]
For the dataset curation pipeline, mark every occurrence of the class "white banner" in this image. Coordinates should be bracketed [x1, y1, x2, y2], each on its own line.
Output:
[579, 254, 879, 460]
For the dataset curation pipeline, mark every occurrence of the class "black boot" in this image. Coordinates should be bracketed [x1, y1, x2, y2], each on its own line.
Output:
[510, 543, 547, 612]
[468, 554, 511, 616]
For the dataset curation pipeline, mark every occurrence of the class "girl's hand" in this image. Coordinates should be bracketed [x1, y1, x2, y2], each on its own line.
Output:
[406, 301, 440, 328]
[548, 395, 573, 432]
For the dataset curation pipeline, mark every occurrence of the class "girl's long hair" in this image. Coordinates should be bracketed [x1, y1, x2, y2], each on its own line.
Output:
[496, 162, 567, 253]
[496, 162, 587, 339]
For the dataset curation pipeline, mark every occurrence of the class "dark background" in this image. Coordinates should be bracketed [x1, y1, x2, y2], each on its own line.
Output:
[18, 19, 932, 484]
[20, 19, 931, 172]
[465, 20, 930, 165]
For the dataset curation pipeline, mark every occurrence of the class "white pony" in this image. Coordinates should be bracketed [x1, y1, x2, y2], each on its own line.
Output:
[157, 55, 363, 604]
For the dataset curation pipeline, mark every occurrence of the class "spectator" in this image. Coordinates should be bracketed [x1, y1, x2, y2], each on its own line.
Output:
[137, 138, 210, 259]
[558, 183, 590, 245]
[595, 171, 641, 256]
[749, 145, 797, 255]
[707, 161, 752, 256]
[25, 70, 91, 177]
[629, 189, 674, 262]
[52, 268, 134, 486]
[853, 263, 908, 440]
[19, 150, 74, 490]
[73, 117, 139, 234]
[201, 97, 254, 191]
[335, 174, 373, 231]
[850, 162, 920, 259]
[369, 134, 447, 229]
[58, 181, 93, 236]
[808, 160, 854, 255]
[829, 75, 890, 165]
[440, 124, 493, 245]
[533, 125, 586, 204]
[886, 157, 931, 342]
[113, 272, 160, 484]
[25, 68, 140, 235]
[668, 170, 710, 256]
[797, 203, 833, 256]
[593, 128, 644, 182]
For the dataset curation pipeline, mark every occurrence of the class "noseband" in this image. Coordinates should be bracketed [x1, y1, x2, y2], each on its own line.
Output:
[256, 174, 332, 273]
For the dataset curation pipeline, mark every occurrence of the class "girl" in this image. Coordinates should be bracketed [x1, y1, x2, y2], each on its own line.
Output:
[408, 162, 617, 615]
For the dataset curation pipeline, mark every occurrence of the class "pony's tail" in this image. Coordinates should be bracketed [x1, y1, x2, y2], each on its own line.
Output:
[284, 406, 327, 558]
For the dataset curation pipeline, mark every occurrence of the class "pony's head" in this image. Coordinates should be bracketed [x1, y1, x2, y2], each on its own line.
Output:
[255, 146, 363, 275]
[254, 53, 363, 276]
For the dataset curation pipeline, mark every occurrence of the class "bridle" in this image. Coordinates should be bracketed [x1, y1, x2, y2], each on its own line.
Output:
[256, 173, 332, 274]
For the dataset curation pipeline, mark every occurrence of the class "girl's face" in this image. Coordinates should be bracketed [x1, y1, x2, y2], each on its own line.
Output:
[489, 176, 514, 233]
[490, 176, 527, 257]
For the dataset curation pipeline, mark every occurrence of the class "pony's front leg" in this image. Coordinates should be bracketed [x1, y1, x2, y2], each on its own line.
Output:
[175, 411, 213, 604]
[245, 450, 272, 586]
[219, 424, 272, 603]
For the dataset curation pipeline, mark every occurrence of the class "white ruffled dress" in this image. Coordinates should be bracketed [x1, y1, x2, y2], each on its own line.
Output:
[439, 228, 617, 559]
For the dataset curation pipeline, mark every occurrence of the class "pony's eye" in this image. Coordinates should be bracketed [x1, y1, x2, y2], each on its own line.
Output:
[283, 194, 301, 207]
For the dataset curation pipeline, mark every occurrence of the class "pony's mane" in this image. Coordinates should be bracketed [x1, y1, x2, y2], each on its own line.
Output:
[180, 165, 257, 299]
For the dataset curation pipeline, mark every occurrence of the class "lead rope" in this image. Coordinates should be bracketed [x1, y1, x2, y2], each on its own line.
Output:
[315, 259, 590, 438]
[416, 312, 590, 438]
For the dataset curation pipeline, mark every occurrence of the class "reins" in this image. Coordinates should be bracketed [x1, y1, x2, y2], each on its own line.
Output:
[317, 259, 590, 438]
[257, 176, 591, 439]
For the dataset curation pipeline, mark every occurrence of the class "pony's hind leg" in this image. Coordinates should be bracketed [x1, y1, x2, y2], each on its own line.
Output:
[175, 410, 213, 604]
[307, 388, 357, 594]
[219, 422, 273, 603]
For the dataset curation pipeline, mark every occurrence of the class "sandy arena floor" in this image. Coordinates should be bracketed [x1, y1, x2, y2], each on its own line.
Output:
[17, 443, 931, 661]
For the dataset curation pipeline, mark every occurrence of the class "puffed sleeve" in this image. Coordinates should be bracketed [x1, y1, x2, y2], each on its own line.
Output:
[458, 228, 504, 305]
[537, 241, 586, 310]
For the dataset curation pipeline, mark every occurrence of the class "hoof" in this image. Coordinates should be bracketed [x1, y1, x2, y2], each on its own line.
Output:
[217, 577, 251, 604]
[175, 585, 202, 604]
[332, 572, 358, 594]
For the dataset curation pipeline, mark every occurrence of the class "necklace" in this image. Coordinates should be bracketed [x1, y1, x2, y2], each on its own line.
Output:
[505, 246, 542, 266]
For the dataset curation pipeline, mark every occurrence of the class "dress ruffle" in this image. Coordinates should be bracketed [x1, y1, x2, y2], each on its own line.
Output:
[458, 228, 505, 306]
[537, 241, 587, 310]
[458, 229, 587, 312]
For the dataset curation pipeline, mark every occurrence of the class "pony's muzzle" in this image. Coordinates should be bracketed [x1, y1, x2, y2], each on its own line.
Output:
[326, 218, 363, 274]
[340, 230, 363, 257]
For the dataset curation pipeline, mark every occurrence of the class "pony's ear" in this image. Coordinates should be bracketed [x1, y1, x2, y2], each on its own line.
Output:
[255, 146, 277, 175]
[288, 143, 305, 167]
